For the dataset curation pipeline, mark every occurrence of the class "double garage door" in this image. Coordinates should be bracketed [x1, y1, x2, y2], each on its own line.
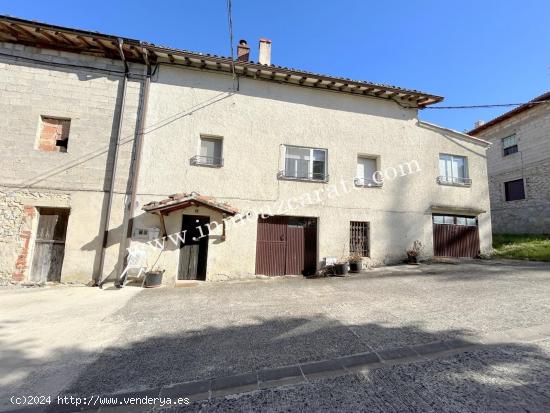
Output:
[433, 214, 480, 258]
[255, 216, 317, 276]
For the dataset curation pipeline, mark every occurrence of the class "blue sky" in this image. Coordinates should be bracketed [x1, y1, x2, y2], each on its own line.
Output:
[3, 0, 549, 132]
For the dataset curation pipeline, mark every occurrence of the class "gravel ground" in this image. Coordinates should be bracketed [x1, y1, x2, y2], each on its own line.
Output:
[64, 261, 550, 396]
[2, 260, 550, 412]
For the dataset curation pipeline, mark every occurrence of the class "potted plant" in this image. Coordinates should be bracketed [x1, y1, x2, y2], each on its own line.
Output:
[144, 267, 165, 288]
[348, 252, 363, 273]
[406, 240, 424, 265]
[333, 259, 349, 276]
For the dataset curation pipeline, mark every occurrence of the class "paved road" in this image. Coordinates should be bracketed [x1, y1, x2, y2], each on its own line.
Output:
[1, 260, 550, 412]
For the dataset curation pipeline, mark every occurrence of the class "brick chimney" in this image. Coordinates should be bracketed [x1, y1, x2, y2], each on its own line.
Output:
[237, 39, 250, 62]
[258, 38, 272, 65]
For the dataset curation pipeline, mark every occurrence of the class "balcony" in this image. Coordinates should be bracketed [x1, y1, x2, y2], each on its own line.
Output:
[190, 155, 223, 168]
[437, 176, 472, 187]
[277, 170, 328, 183]
[354, 177, 383, 188]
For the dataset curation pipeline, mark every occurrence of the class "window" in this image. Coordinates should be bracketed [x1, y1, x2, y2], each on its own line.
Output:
[433, 215, 477, 226]
[350, 221, 369, 257]
[281, 146, 327, 181]
[191, 136, 223, 167]
[504, 179, 525, 201]
[355, 157, 381, 187]
[502, 134, 518, 156]
[438, 154, 471, 186]
[37, 116, 70, 152]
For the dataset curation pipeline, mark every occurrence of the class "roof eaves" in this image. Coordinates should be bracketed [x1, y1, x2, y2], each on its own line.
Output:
[468, 91, 550, 136]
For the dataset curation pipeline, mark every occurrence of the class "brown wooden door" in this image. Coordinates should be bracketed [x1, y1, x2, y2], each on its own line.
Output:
[433, 215, 480, 258]
[30, 208, 69, 283]
[256, 216, 287, 276]
[178, 215, 209, 280]
[256, 216, 317, 276]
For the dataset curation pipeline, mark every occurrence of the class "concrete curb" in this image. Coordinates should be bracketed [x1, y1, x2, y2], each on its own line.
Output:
[6, 323, 550, 413]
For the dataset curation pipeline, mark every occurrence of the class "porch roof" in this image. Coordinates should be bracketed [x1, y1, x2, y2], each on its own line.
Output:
[142, 192, 238, 216]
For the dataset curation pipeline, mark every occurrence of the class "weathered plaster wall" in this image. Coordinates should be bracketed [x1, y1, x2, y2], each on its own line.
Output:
[130, 65, 492, 281]
[0, 42, 142, 283]
[475, 104, 550, 234]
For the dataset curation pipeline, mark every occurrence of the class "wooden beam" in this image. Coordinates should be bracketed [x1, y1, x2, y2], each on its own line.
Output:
[156, 212, 167, 237]
[167, 53, 175, 63]
[299, 76, 307, 85]
[76, 35, 95, 48]
[10, 23, 40, 41]
[55, 31, 79, 46]
[34, 28, 59, 43]
[0, 21, 21, 39]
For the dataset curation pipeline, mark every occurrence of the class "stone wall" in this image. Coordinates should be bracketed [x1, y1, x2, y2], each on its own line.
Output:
[489, 159, 550, 233]
[476, 102, 550, 234]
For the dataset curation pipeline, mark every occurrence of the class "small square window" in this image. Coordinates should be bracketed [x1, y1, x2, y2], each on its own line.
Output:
[502, 134, 518, 156]
[504, 179, 525, 201]
[456, 217, 467, 226]
[355, 157, 382, 187]
[466, 218, 477, 226]
[191, 136, 223, 167]
[38, 116, 70, 152]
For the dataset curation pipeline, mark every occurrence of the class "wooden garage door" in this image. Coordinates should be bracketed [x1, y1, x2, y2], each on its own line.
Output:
[255, 216, 317, 276]
[433, 215, 480, 258]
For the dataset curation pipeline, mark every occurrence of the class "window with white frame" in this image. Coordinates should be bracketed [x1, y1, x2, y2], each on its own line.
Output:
[191, 136, 223, 167]
[502, 134, 518, 156]
[355, 157, 381, 187]
[281, 146, 327, 181]
[438, 154, 471, 186]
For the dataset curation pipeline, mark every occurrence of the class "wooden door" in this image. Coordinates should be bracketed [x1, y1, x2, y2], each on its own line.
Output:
[256, 216, 317, 276]
[178, 215, 209, 280]
[30, 208, 69, 283]
[433, 215, 480, 258]
[255, 216, 287, 275]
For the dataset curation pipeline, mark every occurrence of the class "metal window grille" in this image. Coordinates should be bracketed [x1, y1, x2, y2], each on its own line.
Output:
[350, 221, 370, 257]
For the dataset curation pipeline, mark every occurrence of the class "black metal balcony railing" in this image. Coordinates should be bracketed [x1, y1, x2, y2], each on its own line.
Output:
[190, 155, 223, 168]
[277, 170, 328, 182]
[437, 176, 472, 186]
[354, 177, 383, 188]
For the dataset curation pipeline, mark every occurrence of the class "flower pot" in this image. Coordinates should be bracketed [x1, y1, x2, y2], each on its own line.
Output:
[144, 270, 164, 288]
[333, 263, 349, 276]
[349, 260, 362, 273]
[407, 254, 418, 265]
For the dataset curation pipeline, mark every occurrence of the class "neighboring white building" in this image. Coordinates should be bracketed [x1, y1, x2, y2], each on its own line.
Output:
[469, 92, 550, 234]
[0, 16, 492, 286]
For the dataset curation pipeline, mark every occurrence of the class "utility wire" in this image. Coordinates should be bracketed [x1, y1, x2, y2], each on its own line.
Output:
[226, 0, 238, 91]
[424, 100, 550, 110]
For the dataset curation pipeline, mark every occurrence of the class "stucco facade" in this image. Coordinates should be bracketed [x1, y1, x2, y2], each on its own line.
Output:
[127, 65, 492, 283]
[0, 23, 492, 285]
[470, 99, 550, 234]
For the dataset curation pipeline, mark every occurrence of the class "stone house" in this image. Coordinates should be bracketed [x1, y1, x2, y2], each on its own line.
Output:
[0, 16, 492, 286]
[469, 92, 550, 234]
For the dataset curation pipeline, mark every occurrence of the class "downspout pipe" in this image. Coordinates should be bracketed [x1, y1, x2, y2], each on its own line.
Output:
[96, 38, 128, 286]
[115, 45, 152, 287]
